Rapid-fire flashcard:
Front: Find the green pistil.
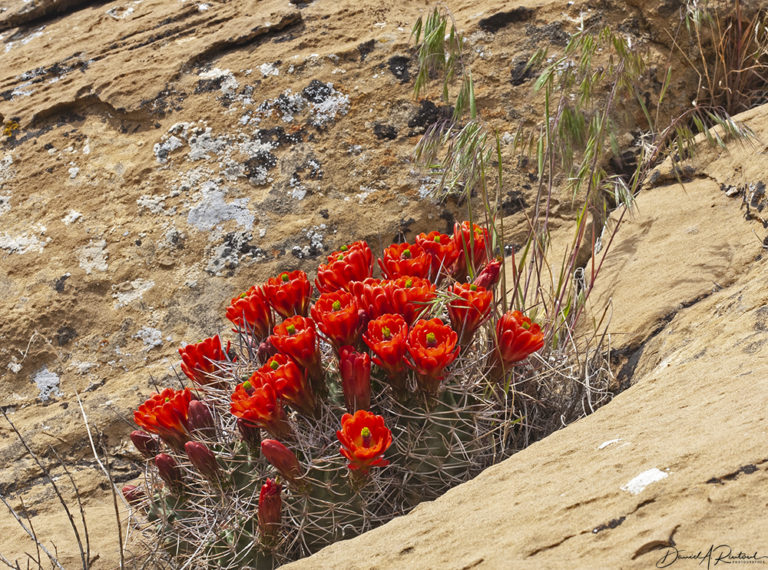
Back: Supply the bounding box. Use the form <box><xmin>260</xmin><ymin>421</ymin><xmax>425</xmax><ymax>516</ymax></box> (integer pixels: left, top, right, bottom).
<box><xmin>361</xmin><ymin>427</ymin><xmax>372</xmax><ymax>447</ymax></box>
<box><xmin>433</xmin><ymin>235</ymin><xmax>442</xmax><ymax>243</ymax></box>
<box><xmin>401</xmin><ymin>249</ymin><xmax>412</xmax><ymax>259</ymax></box>
<box><xmin>381</xmin><ymin>326</ymin><xmax>391</xmax><ymax>339</ymax></box>
<box><xmin>286</xmin><ymin>324</ymin><xmax>296</xmax><ymax>335</ymax></box>
<box><xmin>337</xmin><ymin>254</ymin><xmax>344</xmax><ymax>261</ymax></box>
<box><xmin>405</xmin><ymin>279</ymin><xmax>413</xmax><ymax>288</ymax></box>
<box><xmin>470</xmin><ymin>284</ymin><xmax>478</xmax><ymax>291</ymax></box>
<box><xmin>243</xmin><ymin>381</ymin><xmax>253</xmax><ymax>390</ymax></box>
<box><xmin>281</xmin><ymin>273</ymin><xmax>290</xmax><ymax>283</ymax></box>
<box><xmin>332</xmin><ymin>300</ymin><xmax>342</xmax><ymax>311</ymax></box>
<box><xmin>270</xmin><ymin>360</ymin><xmax>279</xmax><ymax>370</ymax></box>
<box><xmin>426</xmin><ymin>332</ymin><xmax>437</xmax><ymax>347</ymax></box>
<box><xmin>165</xmin><ymin>397</ymin><xmax>170</xmax><ymax>403</ymax></box>
<box><xmin>239</xmin><ymin>292</ymin><xmax>247</xmax><ymax>299</ymax></box>
<box><xmin>340</xmin><ymin>245</ymin><xmax>349</xmax><ymax>252</ymax></box>
<box><xmin>521</xmin><ymin>321</ymin><xmax>530</xmax><ymax>330</ymax></box>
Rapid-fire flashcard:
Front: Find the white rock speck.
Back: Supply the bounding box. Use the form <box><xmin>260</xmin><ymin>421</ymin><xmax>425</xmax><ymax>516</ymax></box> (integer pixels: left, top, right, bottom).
<box><xmin>621</xmin><ymin>468</ymin><xmax>669</xmax><ymax>495</ymax></box>
<box><xmin>33</xmin><ymin>366</ymin><xmax>61</xmax><ymax>401</ymax></box>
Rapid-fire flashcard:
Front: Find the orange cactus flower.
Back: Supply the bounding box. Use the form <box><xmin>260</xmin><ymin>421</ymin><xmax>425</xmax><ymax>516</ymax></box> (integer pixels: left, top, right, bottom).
<box><xmin>230</xmin><ymin>380</ymin><xmax>291</xmax><ymax>439</ymax></box>
<box><xmin>378</xmin><ymin>242</ymin><xmax>431</xmax><ymax>280</ymax></box>
<box><xmin>269</xmin><ymin>315</ymin><xmax>320</xmax><ymax>372</ymax></box>
<box><xmin>339</xmin><ymin>346</ymin><xmax>371</xmax><ymax>413</ymax></box>
<box><xmin>406</xmin><ymin>318</ymin><xmax>459</xmax><ymax>393</ymax></box>
<box><xmin>310</xmin><ymin>290</ymin><xmax>361</xmax><ymax>350</ymax></box>
<box><xmin>415</xmin><ymin>230</ymin><xmax>460</xmax><ymax>282</ymax></box>
<box><xmin>226</xmin><ymin>285</ymin><xmax>274</xmax><ymax>338</ymax></box>
<box><xmin>363</xmin><ymin>313</ymin><xmax>409</xmax><ymax>378</ymax></box>
<box><xmin>495</xmin><ymin>310</ymin><xmax>544</xmax><ymax>366</ymax></box>
<box><xmin>348</xmin><ymin>278</ymin><xmax>394</xmax><ymax>322</ymax></box>
<box><xmin>447</xmin><ymin>282</ymin><xmax>493</xmax><ymax>344</ymax></box>
<box><xmin>257</xmin><ymin>353</ymin><xmax>316</xmax><ymax>417</ymax></box>
<box><xmin>178</xmin><ymin>335</ymin><xmax>232</xmax><ymax>386</ymax></box>
<box><xmin>336</xmin><ymin>410</ymin><xmax>392</xmax><ymax>473</ymax></box>
<box><xmin>315</xmin><ymin>240</ymin><xmax>373</xmax><ymax>293</ymax></box>
<box><xmin>134</xmin><ymin>387</ymin><xmax>193</xmax><ymax>450</ymax></box>
<box><xmin>452</xmin><ymin>221</ymin><xmax>489</xmax><ymax>280</ymax></box>
<box><xmin>263</xmin><ymin>270</ymin><xmax>312</xmax><ymax>318</ymax></box>
<box><xmin>388</xmin><ymin>276</ymin><xmax>437</xmax><ymax>324</ymax></box>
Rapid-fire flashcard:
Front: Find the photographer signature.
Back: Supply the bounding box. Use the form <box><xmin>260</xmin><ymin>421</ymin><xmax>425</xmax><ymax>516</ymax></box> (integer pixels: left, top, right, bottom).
<box><xmin>657</xmin><ymin>544</ymin><xmax>768</xmax><ymax>569</ymax></box>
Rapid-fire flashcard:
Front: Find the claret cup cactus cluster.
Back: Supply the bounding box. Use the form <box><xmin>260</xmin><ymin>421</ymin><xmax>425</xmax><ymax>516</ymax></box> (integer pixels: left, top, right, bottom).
<box><xmin>124</xmin><ymin>221</ymin><xmax>551</xmax><ymax>568</ymax></box>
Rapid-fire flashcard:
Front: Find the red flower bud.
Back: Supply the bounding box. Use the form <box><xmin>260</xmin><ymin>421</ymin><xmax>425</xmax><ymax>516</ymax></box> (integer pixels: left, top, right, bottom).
<box><xmin>130</xmin><ymin>430</ymin><xmax>161</xmax><ymax>458</ymax></box>
<box><xmin>258</xmin><ymin>478</ymin><xmax>282</xmax><ymax>545</ymax></box>
<box><xmin>339</xmin><ymin>346</ymin><xmax>371</xmax><ymax>412</ymax></box>
<box><xmin>336</xmin><ymin>410</ymin><xmax>392</xmax><ymax>474</ymax></box>
<box><xmin>495</xmin><ymin>310</ymin><xmax>544</xmax><ymax>366</ymax></box>
<box><xmin>187</xmin><ymin>400</ymin><xmax>215</xmax><ymax>437</ymax></box>
<box><xmin>133</xmin><ymin>388</ymin><xmax>193</xmax><ymax>450</ymax></box>
<box><xmin>263</xmin><ymin>270</ymin><xmax>312</xmax><ymax>318</ymax></box>
<box><xmin>261</xmin><ymin>439</ymin><xmax>302</xmax><ymax>484</ymax></box>
<box><xmin>378</xmin><ymin>242</ymin><xmax>431</xmax><ymax>279</ymax></box>
<box><xmin>226</xmin><ymin>285</ymin><xmax>274</xmax><ymax>339</ymax></box>
<box><xmin>122</xmin><ymin>484</ymin><xmax>145</xmax><ymax>507</ymax></box>
<box><xmin>184</xmin><ymin>441</ymin><xmax>220</xmax><ymax>483</ymax></box>
<box><xmin>257</xmin><ymin>338</ymin><xmax>279</xmax><ymax>365</ymax></box>
<box><xmin>179</xmin><ymin>335</ymin><xmax>232</xmax><ymax>386</ymax></box>
<box><xmin>155</xmin><ymin>453</ymin><xmax>183</xmax><ymax>494</ymax></box>
<box><xmin>473</xmin><ymin>257</ymin><xmax>502</xmax><ymax>290</ymax></box>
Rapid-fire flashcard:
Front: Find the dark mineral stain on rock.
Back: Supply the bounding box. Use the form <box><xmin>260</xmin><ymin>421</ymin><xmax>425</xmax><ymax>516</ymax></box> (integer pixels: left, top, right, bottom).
<box><xmin>302</xmin><ymin>79</ymin><xmax>333</xmax><ymax>104</ymax></box>
<box><xmin>56</xmin><ymin>326</ymin><xmax>77</xmax><ymax>346</ymax></box>
<box><xmin>408</xmin><ymin>100</ymin><xmax>453</xmax><ymax>133</ymax></box>
<box><xmin>373</xmin><ymin>123</ymin><xmax>397</xmax><ymax>140</ymax></box>
<box><xmin>478</xmin><ymin>8</ymin><xmax>534</xmax><ymax>33</ymax></box>
<box><xmin>387</xmin><ymin>56</ymin><xmax>411</xmax><ymax>83</ymax></box>
<box><xmin>358</xmin><ymin>39</ymin><xmax>375</xmax><ymax>62</ymax></box>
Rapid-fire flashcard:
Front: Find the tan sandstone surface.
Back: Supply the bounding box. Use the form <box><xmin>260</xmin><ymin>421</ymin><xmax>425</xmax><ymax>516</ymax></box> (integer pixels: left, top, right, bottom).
<box><xmin>1</xmin><ymin>0</ymin><xmax>766</xmax><ymax>567</ymax></box>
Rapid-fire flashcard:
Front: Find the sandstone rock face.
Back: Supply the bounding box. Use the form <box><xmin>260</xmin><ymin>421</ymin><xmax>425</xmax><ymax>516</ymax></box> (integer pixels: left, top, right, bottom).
<box><xmin>2</xmin><ymin>0</ymin><xmax>764</xmax><ymax>567</ymax></box>
<box><xmin>288</xmin><ymin>105</ymin><xmax>768</xmax><ymax>569</ymax></box>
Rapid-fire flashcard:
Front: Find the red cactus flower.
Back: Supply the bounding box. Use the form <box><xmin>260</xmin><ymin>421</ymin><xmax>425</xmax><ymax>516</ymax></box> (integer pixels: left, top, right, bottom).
<box><xmin>378</xmin><ymin>242</ymin><xmax>431</xmax><ymax>279</ymax></box>
<box><xmin>315</xmin><ymin>241</ymin><xmax>373</xmax><ymax>293</ymax></box>
<box><xmin>495</xmin><ymin>310</ymin><xmax>544</xmax><ymax>366</ymax></box>
<box><xmin>257</xmin><ymin>353</ymin><xmax>316</xmax><ymax>417</ymax></box>
<box><xmin>226</xmin><ymin>285</ymin><xmax>273</xmax><ymax>338</ymax></box>
<box><xmin>339</xmin><ymin>346</ymin><xmax>371</xmax><ymax>413</ymax></box>
<box><xmin>179</xmin><ymin>335</ymin><xmax>232</xmax><ymax>386</ymax></box>
<box><xmin>453</xmin><ymin>221</ymin><xmax>489</xmax><ymax>279</ymax></box>
<box><xmin>416</xmin><ymin>230</ymin><xmax>460</xmax><ymax>282</ymax></box>
<box><xmin>406</xmin><ymin>318</ymin><xmax>459</xmax><ymax>393</ymax></box>
<box><xmin>473</xmin><ymin>257</ymin><xmax>502</xmax><ymax>290</ymax></box>
<box><xmin>263</xmin><ymin>270</ymin><xmax>312</xmax><ymax>318</ymax></box>
<box><xmin>336</xmin><ymin>410</ymin><xmax>392</xmax><ymax>473</ymax></box>
<box><xmin>261</xmin><ymin>439</ymin><xmax>302</xmax><ymax>485</ymax></box>
<box><xmin>155</xmin><ymin>453</ymin><xmax>183</xmax><ymax>494</ymax></box>
<box><xmin>348</xmin><ymin>278</ymin><xmax>394</xmax><ymax>322</ymax></box>
<box><xmin>258</xmin><ymin>478</ymin><xmax>282</xmax><ymax>544</ymax></box>
<box><xmin>311</xmin><ymin>290</ymin><xmax>361</xmax><ymax>350</ymax></box>
<box><xmin>130</xmin><ymin>430</ymin><xmax>161</xmax><ymax>458</ymax></box>
<box><xmin>185</xmin><ymin>441</ymin><xmax>220</xmax><ymax>483</ymax></box>
<box><xmin>269</xmin><ymin>316</ymin><xmax>320</xmax><ymax>372</ymax></box>
<box><xmin>388</xmin><ymin>276</ymin><xmax>437</xmax><ymax>324</ymax></box>
<box><xmin>363</xmin><ymin>313</ymin><xmax>409</xmax><ymax>378</ymax></box>
<box><xmin>134</xmin><ymin>387</ymin><xmax>193</xmax><ymax>450</ymax></box>
<box><xmin>230</xmin><ymin>380</ymin><xmax>291</xmax><ymax>439</ymax></box>
<box><xmin>447</xmin><ymin>282</ymin><xmax>493</xmax><ymax>344</ymax></box>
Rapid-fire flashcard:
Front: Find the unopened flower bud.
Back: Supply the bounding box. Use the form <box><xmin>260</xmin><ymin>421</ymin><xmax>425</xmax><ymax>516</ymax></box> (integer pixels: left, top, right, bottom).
<box><xmin>473</xmin><ymin>257</ymin><xmax>502</xmax><ymax>290</ymax></box>
<box><xmin>187</xmin><ymin>400</ymin><xmax>215</xmax><ymax>436</ymax></box>
<box><xmin>130</xmin><ymin>430</ymin><xmax>161</xmax><ymax>459</ymax></box>
<box><xmin>185</xmin><ymin>441</ymin><xmax>220</xmax><ymax>482</ymax></box>
<box><xmin>261</xmin><ymin>439</ymin><xmax>302</xmax><ymax>484</ymax></box>
<box><xmin>258</xmin><ymin>478</ymin><xmax>282</xmax><ymax>545</ymax></box>
<box><xmin>339</xmin><ymin>346</ymin><xmax>371</xmax><ymax>413</ymax></box>
<box><xmin>257</xmin><ymin>338</ymin><xmax>278</xmax><ymax>365</ymax></box>
<box><xmin>155</xmin><ymin>453</ymin><xmax>183</xmax><ymax>494</ymax></box>
<box><xmin>121</xmin><ymin>484</ymin><xmax>145</xmax><ymax>507</ymax></box>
